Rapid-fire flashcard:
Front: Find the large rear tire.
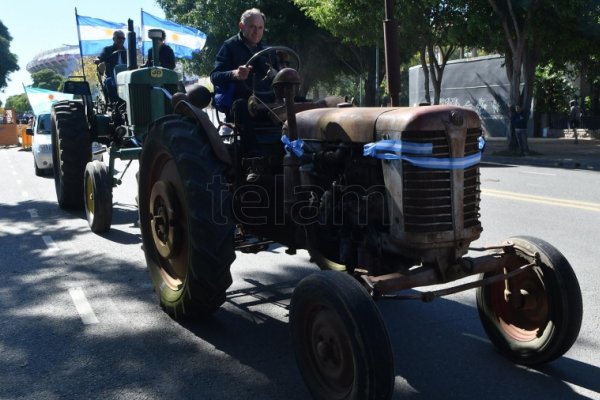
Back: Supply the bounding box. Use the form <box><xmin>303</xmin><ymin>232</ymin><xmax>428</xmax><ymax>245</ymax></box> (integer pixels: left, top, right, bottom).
<box><xmin>138</xmin><ymin>115</ymin><xmax>235</xmax><ymax>319</ymax></box>
<box><xmin>51</xmin><ymin>101</ymin><xmax>91</xmax><ymax>209</ymax></box>
<box><xmin>290</xmin><ymin>272</ymin><xmax>395</xmax><ymax>400</ymax></box>
<box><xmin>84</xmin><ymin>160</ymin><xmax>113</xmax><ymax>233</ymax></box>
<box><xmin>476</xmin><ymin>236</ymin><xmax>583</xmax><ymax>366</ymax></box>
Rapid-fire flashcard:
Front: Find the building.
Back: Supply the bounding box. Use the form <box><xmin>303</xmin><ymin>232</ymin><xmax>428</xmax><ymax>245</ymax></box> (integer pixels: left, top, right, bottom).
<box><xmin>26</xmin><ymin>45</ymin><xmax>81</xmax><ymax>77</ymax></box>
<box><xmin>409</xmin><ymin>54</ymin><xmax>526</xmax><ymax>138</ymax></box>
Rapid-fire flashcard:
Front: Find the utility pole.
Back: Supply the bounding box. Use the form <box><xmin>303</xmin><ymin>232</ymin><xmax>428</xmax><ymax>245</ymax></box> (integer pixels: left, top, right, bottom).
<box><xmin>384</xmin><ymin>0</ymin><xmax>400</xmax><ymax>106</ymax></box>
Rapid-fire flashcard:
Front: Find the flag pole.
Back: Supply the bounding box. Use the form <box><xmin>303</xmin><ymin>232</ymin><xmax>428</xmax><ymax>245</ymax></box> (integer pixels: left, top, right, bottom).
<box><xmin>74</xmin><ymin>7</ymin><xmax>86</xmax><ymax>80</ymax></box>
<box><xmin>141</xmin><ymin>9</ymin><xmax>146</xmax><ymax>65</ymax></box>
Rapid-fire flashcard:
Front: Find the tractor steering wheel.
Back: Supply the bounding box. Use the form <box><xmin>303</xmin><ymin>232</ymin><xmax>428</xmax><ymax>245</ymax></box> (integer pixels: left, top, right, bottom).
<box><xmin>242</xmin><ymin>46</ymin><xmax>301</xmax><ymax>96</ymax></box>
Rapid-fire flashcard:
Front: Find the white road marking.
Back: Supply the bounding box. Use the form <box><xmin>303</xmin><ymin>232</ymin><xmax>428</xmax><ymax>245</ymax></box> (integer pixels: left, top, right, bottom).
<box><xmin>68</xmin><ymin>288</ymin><xmax>99</xmax><ymax>325</ymax></box>
<box><xmin>27</xmin><ymin>208</ymin><xmax>39</xmax><ymax>218</ymax></box>
<box><xmin>42</xmin><ymin>235</ymin><xmax>59</xmax><ymax>251</ymax></box>
<box><xmin>519</xmin><ymin>170</ymin><xmax>556</xmax><ymax>176</ymax></box>
<box><xmin>482</xmin><ymin>189</ymin><xmax>600</xmax><ymax>213</ymax></box>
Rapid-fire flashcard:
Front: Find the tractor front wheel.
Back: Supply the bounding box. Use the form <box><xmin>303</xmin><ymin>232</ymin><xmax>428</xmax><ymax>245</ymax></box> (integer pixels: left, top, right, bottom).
<box><xmin>476</xmin><ymin>236</ymin><xmax>583</xmax><ymax>366</ymax></box>
<box><xmin>84</xmin><ymin>160</ymin><xmax>113</xmax><ymax>233</ymax></box>
<box><xmin>290</xmin><ymin>271</ymin><xmax>394</xmax><ymax>400</ymax></box>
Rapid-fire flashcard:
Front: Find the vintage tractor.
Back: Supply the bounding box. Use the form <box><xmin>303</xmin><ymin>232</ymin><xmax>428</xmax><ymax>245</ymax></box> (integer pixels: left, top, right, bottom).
<box><xmin>135</xmin><ymin>32</ymin><xmax>583</xmax><ymax>400</ymax></box>
<box><xmin>51</xmin><ymin>21</ymin><xmax>179</xmax><ymax>232</ymax></box>
<box><xmin>50</xmin><ymin>7</ymin><xmax>583</xmax><ymax>400</ymax></box>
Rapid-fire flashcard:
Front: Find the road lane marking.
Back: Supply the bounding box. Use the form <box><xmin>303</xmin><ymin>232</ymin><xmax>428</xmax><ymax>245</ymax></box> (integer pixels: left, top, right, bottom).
<box><xmin>519</xmin><ymin>170</ymin><xmax>556</xmax><ymax>176</ymax></box>
<box><xmin>42</xmin><ymin>235</ymin><xmax>59</xmax><ymax>251</ymax></box>
<box><xmin>68</xmin><ymin>288</ymin><xmax>99</xmax><ymax>325</ymax></box>
<box><xmin>482</xmin><ymin>189</ymin><xmax>600</xmax><ymax>213</ymax></box>
<box><xmin>27</xmin><ymin>208</ymin><xmax>38</xmax><ymax>218</ymax></box>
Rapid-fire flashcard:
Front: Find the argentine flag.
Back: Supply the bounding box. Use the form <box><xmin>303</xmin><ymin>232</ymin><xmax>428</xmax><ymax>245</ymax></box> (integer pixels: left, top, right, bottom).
<box><xmin>24</xmin><ymin>87</ymin><xmax>74</xmax><ymax>116</ymax></box>
<box><xmin>77</xmin><ymin>15</ymin><xmax>127</xmax><ymax>56</ymax></box>
<box><xmin>141</xmin><ymin>11</ymin><xmax>206</xmax><ymax>60</ymax></box>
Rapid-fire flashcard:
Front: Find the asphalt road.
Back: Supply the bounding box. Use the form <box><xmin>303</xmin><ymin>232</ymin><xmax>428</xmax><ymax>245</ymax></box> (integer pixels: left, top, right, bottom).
<box><xmin>1</xmin><ymin>145</ymin><xmax>599</xmax><ymax>399</ymax></box>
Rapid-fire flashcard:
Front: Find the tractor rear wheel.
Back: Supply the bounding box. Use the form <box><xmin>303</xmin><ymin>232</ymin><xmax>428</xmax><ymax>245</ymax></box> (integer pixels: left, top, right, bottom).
<box><xmin>138</xmin><ymin>115</ymin><xmax>235</xmax><ymax>319</ymax></box>
<box><xmin>84</xmin><ymin>160</ymin><xmax>113</xmax><ymax>233</ymax></box>
<box><xmin>476</xmin><ymin>236</ymin><xmax>583</xmax><ymax>366</ymax></box>
<box><xmin>290</xmin><ymin>271</ymin><xmax>394</xmax><ymax>400</ymax></box>
<box><xmin>51</xmin><ymin>101</ymin><xmax>91</xmax><ymax>209</ymax></box>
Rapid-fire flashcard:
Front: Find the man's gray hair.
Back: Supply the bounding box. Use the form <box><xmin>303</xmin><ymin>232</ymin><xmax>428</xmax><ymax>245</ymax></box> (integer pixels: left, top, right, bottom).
<box><xmin>240</xmin><ymin>8</ymin><xmax>266</xmax><ymax>25</ymax></box>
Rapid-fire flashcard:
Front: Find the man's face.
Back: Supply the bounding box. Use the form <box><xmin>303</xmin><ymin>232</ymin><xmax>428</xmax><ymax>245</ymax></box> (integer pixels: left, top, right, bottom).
<box><xmin>240</xmin><ymin>15</ymin><xmax>264</xmax><ymax>46</ymax></box>
<box><xmin>114</xmin><ymin>34</ymin><xmax>125</xmax><ymax>48</ymax></box>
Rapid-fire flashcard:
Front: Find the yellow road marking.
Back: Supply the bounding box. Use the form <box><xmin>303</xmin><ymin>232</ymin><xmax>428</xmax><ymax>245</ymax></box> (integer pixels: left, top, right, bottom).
<box><xmin>482</xmin><ymin>188</ymin><xmax>600</xmax><ymax>213</ymax></box>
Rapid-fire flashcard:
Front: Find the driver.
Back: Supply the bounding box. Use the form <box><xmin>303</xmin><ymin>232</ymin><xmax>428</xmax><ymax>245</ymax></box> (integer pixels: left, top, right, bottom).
<box><xmin>210</xmin><ymin>8</ymin><xmax>278</xmax><ymax>120</ymax></box>
<box><xmin>94</xmin><ymin>30</ymin><xmax>127</xmax><ymax>102</ymax></box>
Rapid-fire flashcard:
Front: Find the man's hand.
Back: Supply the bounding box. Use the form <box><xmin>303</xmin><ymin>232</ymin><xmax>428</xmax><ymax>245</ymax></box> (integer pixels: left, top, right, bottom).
<box><xmin>233</xmin><ymin>65</ymin><xmax>253</xmax><ymax>80</ymax></box>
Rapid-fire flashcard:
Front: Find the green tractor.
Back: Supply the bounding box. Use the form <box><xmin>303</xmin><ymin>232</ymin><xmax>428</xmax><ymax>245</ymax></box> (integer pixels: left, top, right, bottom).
<box><xmin>51</xmin><ymin>21</ymin><xmax>179</xmax><ymax>232</ymax></box>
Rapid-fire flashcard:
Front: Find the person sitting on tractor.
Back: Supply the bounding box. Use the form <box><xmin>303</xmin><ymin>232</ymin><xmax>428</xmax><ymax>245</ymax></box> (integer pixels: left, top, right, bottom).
<box><xmin>141</xmin><ymin>29</ymin><xmax>176</xmax><ymax>70</ymax></box>
<box><xmin>210</xmin><ymin>8</ymin><xmax>279</xmax><ymax>154</ymax></box>
<box><xmin>94</xmin><ymin>30</ymin><xmax>127</xmax><ymax>102</ymax></box>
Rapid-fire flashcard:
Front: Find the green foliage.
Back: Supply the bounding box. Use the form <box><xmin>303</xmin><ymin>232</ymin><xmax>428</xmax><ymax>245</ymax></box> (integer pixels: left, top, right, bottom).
<box><xmin>293</xmin><ymin>0</ymin><xmax>382</xmax><ymax>46</ymax></box>
<box><xmin>155</xmin><ymin>0</ymin><xmax>600</xmax><ymax>112</ymax></box>
<box><xmin>534</xmin><ymin>64</ymin><xmax>575</xmax><ymax>114</ymax></box>
<box><xmin>5</xmin><ymin>93</ymin><xmax>30</xmax><ymax>114</ymax></box>
<box><xmin>31</xmin><ymin>69</ymin><xmax>65</xmax><ymax>91</ymax></box>
<box><xmin>0</xmin><ymin>20</ymin><xmax>20</xmax><ymax>90</ymax></box>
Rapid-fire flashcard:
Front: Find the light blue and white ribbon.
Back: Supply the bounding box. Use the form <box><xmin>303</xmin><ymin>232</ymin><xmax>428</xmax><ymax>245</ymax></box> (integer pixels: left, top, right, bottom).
<box><xmin>363</xmin><ymin>139</ymin><xmax>433</xmax><ymax>157</ymax></box>
<box><xmin>282</xmin><ymin>135</ymin><xmax>304</xmax><ymax>158</ymax></box>
<box><xmin>364</xmin><ymin>139</ymin><xmax>481</xmax><ymax>169</ymax></box>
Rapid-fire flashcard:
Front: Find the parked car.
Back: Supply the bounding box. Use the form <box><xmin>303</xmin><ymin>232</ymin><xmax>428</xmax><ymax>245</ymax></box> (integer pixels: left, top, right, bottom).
<box><xmin>26</xmin><ymin>113</ymin><xmax>104</xmax><ymax>176</ymax></box>
<box><xmin>27</xmin><ymin>113</ymin><xmax>53</xmax><ymax>176</ymax></box>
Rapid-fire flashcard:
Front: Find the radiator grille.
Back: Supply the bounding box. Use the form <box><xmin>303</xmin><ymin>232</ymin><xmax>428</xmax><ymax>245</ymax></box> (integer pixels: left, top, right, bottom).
<box><xmin>401</xmin><ymin>128</ymin><xmax>481</xmax><ymax>233</ymax></box>
<box><xmin>128</xmin><ymin>84</ymin><xmax>178</xmax><ymax>126</ymax></box>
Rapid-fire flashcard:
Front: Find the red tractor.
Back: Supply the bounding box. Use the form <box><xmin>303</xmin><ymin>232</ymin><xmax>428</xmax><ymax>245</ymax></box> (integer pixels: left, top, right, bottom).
<box><xmin>136</xmin><ymin>6</ymin><xmax>582</xmax><ymax>400</ymax></box>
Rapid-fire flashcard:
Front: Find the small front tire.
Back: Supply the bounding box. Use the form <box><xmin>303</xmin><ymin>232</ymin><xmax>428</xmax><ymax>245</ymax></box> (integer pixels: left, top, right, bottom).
<box><xmin>476</xmin><ymin>236</ymin><xmax>583</xmax><ymax>366</ymax></box>
<box><xmin>290</xmin><ymin>271</ymin><xmax>394</xmax><ymax>400</ymax></box>
<box><xmin>84</xmin><ymin>160</ymin><xmax>113</xmax><ymax>233</ymax></box>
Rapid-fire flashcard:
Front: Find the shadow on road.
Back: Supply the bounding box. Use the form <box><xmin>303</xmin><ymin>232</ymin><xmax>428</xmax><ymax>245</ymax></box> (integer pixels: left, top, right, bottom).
<box><xmin>0</xmin><ymin>199</ymin><xmax>597</xmax><ymax>399</ymax></box>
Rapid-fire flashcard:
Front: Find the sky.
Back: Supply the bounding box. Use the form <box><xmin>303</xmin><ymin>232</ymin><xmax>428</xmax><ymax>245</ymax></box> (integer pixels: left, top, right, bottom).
<box><xmin>0</xmin><ymin>0</ymin><xmax>166</xmax><ymax>105</ymax></box>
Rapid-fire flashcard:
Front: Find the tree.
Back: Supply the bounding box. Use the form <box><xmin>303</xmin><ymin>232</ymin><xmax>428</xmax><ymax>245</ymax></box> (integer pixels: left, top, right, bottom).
<box><xmin>399</xmin><ymin>0</ymin><xmax>465</xmax><ymax>105</ymax></box>
<box><xmin>293</xmin><ymin>0</ymin><xmax>391</xmax><ymax>105</ymax></box>
<box><xmin>70</xmin><ymin>57</ymin><xmax>102</xmax><ymax>98</ymax></box>
<box><xmin>0</xmin><ymin>20</ymin><xmax>20</xmax><ymax>91</ymax></box>
<box><xmin>5</xmin><ymin>93</ymin><xmax>30</xmax><ymax>114</ymax></box>
<box><xmin>533</xmin><ymin>64</ymin><xmax>575</xmax><ymax>131</ymax></box>
<box><xmin>31</xmin><ymin>69</ymin><xmax>65</xmax><ymax>91</ymax></box>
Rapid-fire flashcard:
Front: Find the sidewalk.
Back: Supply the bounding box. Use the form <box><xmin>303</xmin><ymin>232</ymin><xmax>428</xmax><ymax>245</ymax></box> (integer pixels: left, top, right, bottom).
<box><xmin>482</xmin><ymin>137</ymin><xmax>600</xmax><ymax>171</ymax></box>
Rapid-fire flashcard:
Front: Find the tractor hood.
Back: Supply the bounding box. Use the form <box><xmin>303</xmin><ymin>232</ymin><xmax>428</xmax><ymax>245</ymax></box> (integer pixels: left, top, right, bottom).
<box><xmin>294</xmin><ymin>105</ymin><xmax>481</xmax><ymax>143</ymax></box>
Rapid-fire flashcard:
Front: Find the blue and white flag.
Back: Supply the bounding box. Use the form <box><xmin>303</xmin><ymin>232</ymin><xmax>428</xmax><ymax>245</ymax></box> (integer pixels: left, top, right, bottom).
<box><xmin>76</xmin><ymin>14</ymin><xmax>127</xmax><ymax>56</ymax></box>
<box><xmin>24</xmin><ymin>87</ymin><xmax>74</xmax><ymax>116</ymax></box>
<box><xmin>141</xmin><ymin>11</ymin><xmax>206</xmax><ymax>60</ymax></box>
